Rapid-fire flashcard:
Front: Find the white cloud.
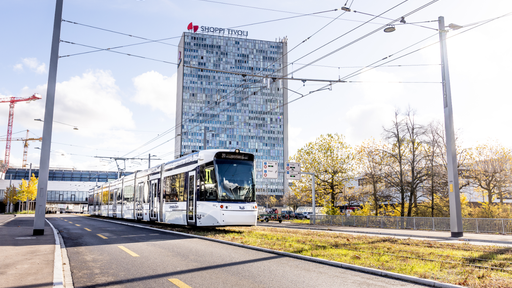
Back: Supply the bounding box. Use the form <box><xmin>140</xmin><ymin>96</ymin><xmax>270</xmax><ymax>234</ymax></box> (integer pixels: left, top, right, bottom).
<box><xmin>345</xmin><ymin>104</ymin><xmax>396</xmax><ymax>144</ymax></box>
<box><xmin>13</xmin><ymin>64</ymin><xmax>23</xmax><ymax>72</ymax></box>
<box><xmin>13</xmin><ymin>58</ymin><xmax>47</xmax><ymax>74</ymax></box>
<box><xmin>132</xmin><ymin>71</ymin><xmax>176</xmax><ymax>118</ymax></box>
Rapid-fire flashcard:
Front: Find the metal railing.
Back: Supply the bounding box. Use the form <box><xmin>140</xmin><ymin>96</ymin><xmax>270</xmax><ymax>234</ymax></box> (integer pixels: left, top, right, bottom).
<box><xmin>312</xmin><ymin>215</ymin><xmax>512</xmax><ymax>234</ymax></box>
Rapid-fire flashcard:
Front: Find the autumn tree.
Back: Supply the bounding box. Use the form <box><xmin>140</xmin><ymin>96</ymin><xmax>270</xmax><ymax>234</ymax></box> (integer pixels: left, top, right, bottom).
<box><xmin>18</xmin><ymin>174</ymin><xmax>38</xmax><ymax>211</ymax></box>
<box><xmin>3</xmin><ymin>185</ymin><xmax>18</xmax><ymax>213</ymax></box>
<box><xmin>465</xmin><ymin>142</ymin><xmax>512</xmax><ymax>205</ymax></box>
<box><xmin>289</xmin><ymin>134</ymin><xmax>356</xmax><ymax>210</ymax></box>
<box><xmin>356</xmin><ymin>138</ymin><xmax>390</xmax><ymax>216</ymax></box>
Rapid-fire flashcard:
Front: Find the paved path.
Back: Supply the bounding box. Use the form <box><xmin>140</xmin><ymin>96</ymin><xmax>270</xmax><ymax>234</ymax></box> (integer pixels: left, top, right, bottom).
<box><xmin>0</xmin><ymin>214</ymin><xmax>55</xmax><ymax>288</ymax></box>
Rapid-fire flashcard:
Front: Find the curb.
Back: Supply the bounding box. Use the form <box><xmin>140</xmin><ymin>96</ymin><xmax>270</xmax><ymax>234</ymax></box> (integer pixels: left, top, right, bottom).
<box><xmin>47</xmin><ymin>219</ymin><xmax>74</xmax><ymax>288</ymax></box>
<box><xmin>89</xmin><ymin>217</ymin><xmax>465</xmax><ymax>288</ymax></box>
<box><xmin>46</xmin><ymin>219</ymin><xmax>64</xmax><ymax>288</ymax></box>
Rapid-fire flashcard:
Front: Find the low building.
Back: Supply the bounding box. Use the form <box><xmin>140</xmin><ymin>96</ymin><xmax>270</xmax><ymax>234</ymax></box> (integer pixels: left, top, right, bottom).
<box><xmin>0</xmin><ymin>167</ymin><xmax>131</xmax><ymax>213</ymax></box>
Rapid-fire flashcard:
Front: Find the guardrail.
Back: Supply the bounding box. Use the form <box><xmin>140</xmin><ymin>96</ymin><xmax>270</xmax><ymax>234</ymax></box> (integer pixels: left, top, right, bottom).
<box><xmin>312</xmin><ymin>215</ymin><xmax>512</xmax><ymax>234</ymax></box>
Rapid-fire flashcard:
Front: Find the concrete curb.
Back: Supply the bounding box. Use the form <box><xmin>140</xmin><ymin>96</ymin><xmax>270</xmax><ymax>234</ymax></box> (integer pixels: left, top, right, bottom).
<box><xmin>90</xmin><ymin>217</ymin><xmax>465</xmax><ymax>288</ymax></box>
<box><xmin>57</xmin><ymin>228</ymin><xmax>74</xmax><ymax>288</ymax></box>
<box><xmin>46</xmin><ymin>219</ymin><xmax>65</xmax><ymax>288</ymax></box>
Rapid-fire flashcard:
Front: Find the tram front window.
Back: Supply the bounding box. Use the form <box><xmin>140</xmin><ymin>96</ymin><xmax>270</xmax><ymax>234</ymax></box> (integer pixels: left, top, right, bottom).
<box><xmin>215</xmin><ymin>159</ymin><xmax>255</xmax><ymax>202</ymax></box>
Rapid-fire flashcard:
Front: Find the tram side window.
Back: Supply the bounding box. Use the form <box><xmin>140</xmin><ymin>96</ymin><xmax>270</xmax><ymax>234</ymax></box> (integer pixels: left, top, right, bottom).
<box><xmin>109</xmin><ymin>189</ymin><xmax>114</xmax><ymax>203</ymax></box>
<box><xmin>124</xmin><ymin>185</ymin><xmax>134</xmax><ymax>202</ymax></box>
<box><xmin>102</xmin><ymin>190</ymin><xmax>109</xmax><ymax>204</ymax></box>
<box><xmin>164</xmin><ymin>173</ymin><xmax>187</xmax><ymax>202</ymax></box>
<box><xmin>200</xmin><ymin>163</ymin><xmax>218</xmax><ymax>201</ymax></box>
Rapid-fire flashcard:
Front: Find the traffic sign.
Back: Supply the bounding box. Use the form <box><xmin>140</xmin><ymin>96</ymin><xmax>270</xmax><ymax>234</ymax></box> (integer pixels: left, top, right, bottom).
<box><xmin>286</xmin><ymin>162</ymin><xmax>301</xmax><ymax>180</ymax></box>
<box><xmin>262</xmin><ymin>161</ymin><xmax>278</xmax><ymax>179</ymax></box>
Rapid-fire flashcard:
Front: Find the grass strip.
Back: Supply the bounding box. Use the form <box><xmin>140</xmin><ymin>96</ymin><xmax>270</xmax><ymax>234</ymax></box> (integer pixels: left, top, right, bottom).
<box><xmin>150</xmin><ymin>224</ymin><xmax>512</xmax><ymax>288</ymax></box>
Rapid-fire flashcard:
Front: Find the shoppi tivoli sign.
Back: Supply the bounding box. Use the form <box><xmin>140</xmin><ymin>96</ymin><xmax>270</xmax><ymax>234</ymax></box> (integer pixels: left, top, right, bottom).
<box><xmin>187</xmin><ymin>22</ymin><xmax>248</xmax><ymax>37</ymax></box>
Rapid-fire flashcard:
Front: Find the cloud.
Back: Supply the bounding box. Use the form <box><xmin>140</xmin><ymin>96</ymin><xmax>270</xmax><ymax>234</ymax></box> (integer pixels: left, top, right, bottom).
<box><xmin>13</xmin><ymin>64</ymin><xmax>23</xmax><ymax>72</ymax></box>
<box><xmin>20</xmin><ymin>70</ymin><xmax>136</xmax><ymax>137</ymax></box>
<box><xmin>13</xmin><ymin>58</ymin><xmax>47</xmax><ymax>74</ymax></box>
<box><xmin>132</xmin><ymin>71</ymin><xmax>177</xmax><ymax>118</ymax></box>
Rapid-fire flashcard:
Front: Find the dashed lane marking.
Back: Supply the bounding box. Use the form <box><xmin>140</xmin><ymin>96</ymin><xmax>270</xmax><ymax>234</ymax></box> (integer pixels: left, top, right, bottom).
<box><xmin>97</xmin><ymin>234</ymin><xmax>108</xmax><ymax>239</ymax></box>
<box><xmin>84</xmin><ymin>228</ymin><xmax>91</xmax><ymax>231</ymax></box>
<box><xmin>75</xmin><ymin>224</ymin><xmax>81</xmax><ymax>227</ymax></box>
<box><xmin>168</xmin><ymin>279</ymin><xmax>191</xmax><ymax>288</ymax></box>
<box><xmin>118</xmin><ymin>246</ymin><xmax>139</xmax><ymax>257</ymax></box>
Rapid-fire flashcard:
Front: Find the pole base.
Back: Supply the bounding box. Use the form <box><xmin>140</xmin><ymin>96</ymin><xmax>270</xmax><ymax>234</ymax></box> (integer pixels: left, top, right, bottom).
<box><xmin>33</xmin><ymin>229</ymin><xmax>45</xmax><ymax>236</ymax></box>
<box><xmin>451</xmin><ymin>231</ymin><xmax>463</xmax><ymax>238</ymax></box>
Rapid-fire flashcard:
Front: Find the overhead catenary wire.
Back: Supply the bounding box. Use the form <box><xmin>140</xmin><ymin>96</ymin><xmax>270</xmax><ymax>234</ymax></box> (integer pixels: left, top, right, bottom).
<box><xmin>121</xmin><ymin>2</ymin><xmax>436</xmax><ymax>161</ymax></box>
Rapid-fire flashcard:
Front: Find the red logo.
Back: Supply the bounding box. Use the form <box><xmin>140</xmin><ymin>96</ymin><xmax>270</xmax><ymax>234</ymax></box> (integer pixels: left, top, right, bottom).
<box><xmin>187</xmin><ymin>22</ymin><xmax>199</xmax><ymax>33</ymax></box>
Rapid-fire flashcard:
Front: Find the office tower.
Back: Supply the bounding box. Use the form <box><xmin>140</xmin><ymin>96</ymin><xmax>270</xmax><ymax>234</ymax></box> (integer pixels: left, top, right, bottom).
<box><xmin>175</xmin><ymin>28</ymin><xmax>288</xmax><ymax>196</ymax></box>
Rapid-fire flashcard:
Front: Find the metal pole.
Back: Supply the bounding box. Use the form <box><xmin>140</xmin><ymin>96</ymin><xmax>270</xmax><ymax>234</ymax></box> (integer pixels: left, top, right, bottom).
<box><xmin>33</xmin><ymin>0</ymin><xmax>63</xmax><ymax>235</ymax></box>
<box><xmin>438</xmin><ymin>16</ymin><xmax>463</xmax><ymax>238</ymax></box>
<box><xmin>148</xmin><ymin>154</ymin><xmax>151</xmax><ymax>169</ymax></box>
<box><xmin>203</xmin><ymin>126</ymin><xmax>206</xmax><ymax>150</ymax></box>
<box><xmin>26</xmin><ymin>163</ymin><xmax>32</xmax><ymax>211</ymax></box>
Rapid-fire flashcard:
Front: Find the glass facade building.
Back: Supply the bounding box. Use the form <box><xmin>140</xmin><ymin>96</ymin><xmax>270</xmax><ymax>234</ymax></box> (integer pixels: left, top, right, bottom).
<box><xmin>175</xmin><ymin>31</ymin><xmax>288</xmax><ymax>195</ymax></box>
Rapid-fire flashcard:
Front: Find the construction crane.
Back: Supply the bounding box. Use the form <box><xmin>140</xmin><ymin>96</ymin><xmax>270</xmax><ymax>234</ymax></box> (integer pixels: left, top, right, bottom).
<box><xmin>0</xmin><ymin>93</ymin><xmax>42</xmax><ymax>172</ymax></box>
<box><xmin>0</xmin><ymin>130</ymin><xmax>42</xmax><ymax>168</ymax></box>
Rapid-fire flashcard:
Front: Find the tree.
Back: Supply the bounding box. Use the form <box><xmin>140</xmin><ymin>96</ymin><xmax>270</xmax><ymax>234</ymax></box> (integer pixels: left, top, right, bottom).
<box><xmin>17</xmin><ymin>174</ymin><xmax>38</xmax><ymax>211</ymax></box>
<box><xmin>382</xmin><ymin>110</ymin><xmax>409</xmax><ymax>217</ymax></box>
<box><xmin>465</xmin><ymin>142</ymin><xmax>512</xmax><ymax>205</ymax></box>
<box><xmin>3</xmin><ymin>185</ymin><xmax>18</xmax><ymax>213</ymax></box>
<box><xmin>356</xmin><ymin>139</ymin><xmax>390</xmax><ymax>216</ymax></box>
<box><xmin>422</xmin><ymin>122</ymin><xmax>470</xmax><ymax>217</ymax></box>
<box><xmin>290</xmin><ymin>134</ymin><xmax>356</xmax><ymax>209</ymax></box>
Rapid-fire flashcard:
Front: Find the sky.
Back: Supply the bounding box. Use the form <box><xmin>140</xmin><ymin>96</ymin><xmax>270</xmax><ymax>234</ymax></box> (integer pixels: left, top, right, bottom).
<box><xmin>1</xmin><ymin>0</ymin><xmax>511</xmax><ymax>173</ymax></box>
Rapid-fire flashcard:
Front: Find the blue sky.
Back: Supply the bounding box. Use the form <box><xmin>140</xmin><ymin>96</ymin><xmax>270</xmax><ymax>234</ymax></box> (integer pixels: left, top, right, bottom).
<box><xmin>1</xmin><ymin>0</ymin><xmax>511</xmax><ymax>172</ymax></box>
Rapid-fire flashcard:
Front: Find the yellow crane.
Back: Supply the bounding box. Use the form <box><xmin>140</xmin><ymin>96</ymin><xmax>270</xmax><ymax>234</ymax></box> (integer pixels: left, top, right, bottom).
<box><xmin>0</xmin><ymin>130</ymin><xmax>42</xmax><ymax>168</ymax></box>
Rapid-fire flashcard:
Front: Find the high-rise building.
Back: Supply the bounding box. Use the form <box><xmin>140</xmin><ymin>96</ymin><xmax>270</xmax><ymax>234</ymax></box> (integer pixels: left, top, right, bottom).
<box><xmin>175</xmin><ymin>27</ymin><xmax>288</xmax><ymax>196</ymax></box>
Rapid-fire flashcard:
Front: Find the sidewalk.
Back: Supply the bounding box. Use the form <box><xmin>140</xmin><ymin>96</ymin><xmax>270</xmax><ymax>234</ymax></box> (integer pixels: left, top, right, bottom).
<box><xmin>0</xmin><ymin>214</ymin><xmax>55</xmax><ymax>288</ymax></box>
<box><xmin>262</xmin><ymin>221</ymin><xmax>512</xmax><ymax>246</ymax></box>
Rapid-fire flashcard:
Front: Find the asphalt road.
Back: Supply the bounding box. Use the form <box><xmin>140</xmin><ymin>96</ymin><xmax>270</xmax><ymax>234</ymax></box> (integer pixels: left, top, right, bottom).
<box><xmin>48</xmin><ymin>214</ymin><xmax>427</xmax><ymax>288</ymax></box>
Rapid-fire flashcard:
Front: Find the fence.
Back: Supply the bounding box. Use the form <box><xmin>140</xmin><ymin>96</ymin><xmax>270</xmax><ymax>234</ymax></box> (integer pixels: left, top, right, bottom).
<box><xmin>312</xmin><ymin>215</ymin><xmax>512</xmax><ymax>234</ymax></box>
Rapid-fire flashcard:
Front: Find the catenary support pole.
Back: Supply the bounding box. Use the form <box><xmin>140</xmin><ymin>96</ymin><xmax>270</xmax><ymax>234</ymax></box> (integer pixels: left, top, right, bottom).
<box><xmin>33</xmin><ymin>0</ymin><xmax>63</xmax><ymax>235</ymax></box>
<box><xmin>438</xmin><ymin>16</ymin><xmax>463</xmax><ymax>237</ymax></box>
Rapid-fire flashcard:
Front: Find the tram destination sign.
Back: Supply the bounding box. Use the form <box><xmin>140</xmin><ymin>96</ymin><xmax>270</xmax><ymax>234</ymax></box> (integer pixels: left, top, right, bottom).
<box><xmin>262</xmin><ymin>161</ymin><xmax>278</xmax><ymax>179</ymax></box>
<box><xmin>286</xmin><ymin>162</ymin><xmax>301</xmax><ymax>180</ymax></box>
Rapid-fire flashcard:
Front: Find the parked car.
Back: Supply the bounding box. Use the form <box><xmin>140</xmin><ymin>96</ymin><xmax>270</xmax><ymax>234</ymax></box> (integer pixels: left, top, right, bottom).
<box><xmin>281</xmin><ymin>210</ymin><xmax>295</xmax><ymax>219</ymax></box>
<box><xmin>303</xmin><ymin>211</ymin><xmax>312</xmax><ymax>219</ymax></box>
<box><xmin>294</xmin><ymin>212</ymin><xmax>305</xmax><ymax>220</ymax></box>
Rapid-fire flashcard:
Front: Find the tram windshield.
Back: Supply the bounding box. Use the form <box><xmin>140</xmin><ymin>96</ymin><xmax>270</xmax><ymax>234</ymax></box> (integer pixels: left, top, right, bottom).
<box><xmin>215</xmin><ymin>159</ymin><xmax>255</xmax><ymax>202</ymax></box>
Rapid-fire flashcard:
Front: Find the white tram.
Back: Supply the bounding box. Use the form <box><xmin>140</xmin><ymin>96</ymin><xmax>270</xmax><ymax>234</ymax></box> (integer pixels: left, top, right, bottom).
<box><xmin>88</xmin><ymin>149</ymin><xmax>257</xmax><ymax>226</ymax></box>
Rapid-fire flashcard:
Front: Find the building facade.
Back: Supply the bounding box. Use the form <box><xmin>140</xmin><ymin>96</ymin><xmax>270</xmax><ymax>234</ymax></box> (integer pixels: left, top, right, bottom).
<box><xmin>0</xmin><ymin>167</ymin><xmax>129</xmax><ymax>213</ymax></box>
<box><xmin>175</xmin><ymin>29</ymin><xmax>288</xmax><ymax>195</ymax></box>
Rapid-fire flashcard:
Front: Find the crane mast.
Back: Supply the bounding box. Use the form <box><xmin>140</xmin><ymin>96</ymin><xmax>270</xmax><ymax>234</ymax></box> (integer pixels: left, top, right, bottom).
<box><xmin>0</xmin><ymin>93</ymin><xmax>42</xmax><ymax>172</ymax></box>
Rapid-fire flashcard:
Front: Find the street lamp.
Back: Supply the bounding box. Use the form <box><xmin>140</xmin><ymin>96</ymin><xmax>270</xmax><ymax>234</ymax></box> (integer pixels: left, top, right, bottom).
<box><xmin>203</xmin><ymin>126</ymin><xmax>214</xmax><ymax>150</ymax></box>
<box><xmin>384</xmin><ymin>16</ymin><xmax>464</xmax><ymax>237</ymax></box>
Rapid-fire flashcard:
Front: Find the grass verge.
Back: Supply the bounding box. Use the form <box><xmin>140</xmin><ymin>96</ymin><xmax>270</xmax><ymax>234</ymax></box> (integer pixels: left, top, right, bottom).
<box><xmin>150</xmin><ymin>224</ymin><xmax>512</xmax><ymax>288</ymax></box>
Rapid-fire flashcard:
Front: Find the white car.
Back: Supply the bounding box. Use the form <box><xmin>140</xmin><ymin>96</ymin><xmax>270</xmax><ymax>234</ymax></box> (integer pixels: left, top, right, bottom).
<box><xmin>303</xmin><ymin>212</ymin><xmax>312</xmax><ymax>219</ymax></box>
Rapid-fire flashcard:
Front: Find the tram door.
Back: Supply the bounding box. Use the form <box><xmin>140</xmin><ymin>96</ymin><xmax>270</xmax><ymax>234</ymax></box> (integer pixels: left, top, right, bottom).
<box><xmin>187</xmin><ymin>171</ymin><xmax>196</xmax><ymax>225</ymax></box>
<box><xmin>136</xmin><ymin>183</ymin><xmax>144</xmax><ymax>220</ymax></box>
<box><xmin>112</xmin><ymin>189</ymin><xmax>117</xmax><ymax>217</ymax></box>
<box><xmin>149</xmin><ymin>180</ymin><xmax>159</xmax><ymax>221</ymax></box>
